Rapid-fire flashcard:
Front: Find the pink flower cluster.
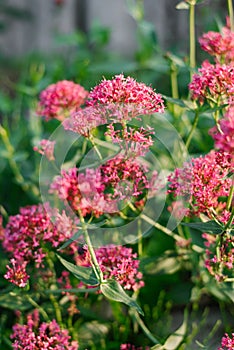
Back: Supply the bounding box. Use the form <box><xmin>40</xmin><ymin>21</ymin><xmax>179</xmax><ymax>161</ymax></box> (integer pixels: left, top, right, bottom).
<box><xmin>4</xmin><ymin>259</ymin><xmax>29</xmax><ymax>288</ymax></box>
<box><xmin>189</xmin><ymin>60</ymin><xmax>234</xmax><ymax>105</ymax></box>
<box><xmin>37</xmin><ymin>80</ymin><xmax>88</xmax><ymax>121</ymax></box>
<box><xmin>11</xmin><ymin>309</ymin><xmax>78</xmax><ymax>350</ymax></box>
<box><xmin>33</xmin><ymin>139</ymin><xmax>56</xmax><ymax>161</ymax></box>
<box><xmin>203</xmin><ymin>233</ymin><xmax>234</xmax><ymax>281</ymax></box>
<box><xmin>50</xmin><ymin>155</ymin><xmax>153</xmax><ymax>217</ymax></box>
<box><xmin>63</xmin><ymin>105</ymin><xmax>107</xmax><ymax>137</ymax></box>
<box><xmin>199</xmin><ymin>24</ymin><xmax>234</xmax><ymax>64</ymax></box>
<box><xmin>77</xmin><ymin>244</ymin><xmax>144</xmax><ymax>291</ymax></box>
<box><xmin>168</xmin><ymin>150</ymin><xmax>232</xmax><ymax>223</ymax></box>
<box><xmin>86</xmin><ymin>74</ymin><xmax>165</xmax><ymax>118</ymax></box>
<box><xmin>1</xmin><ymin>204</ymin><xmax>78</xmax><ymax>286</ymax></box>
<box><xmin>50</xmin><ymin>167</ymin><xmax>115</xmax><ymax>217</ymax></box>
<box><xmin>219</xmin><ymin>333</ymin><xmax>234</xmax><ymax>350</ymax></box>
<box><xmin>209</xmin><ymin>107</ymin><xmax>234</xmax><ymax>165</ymax></box>
<box><xmin>105</xmin><ymin>125</ymin><xmax>154</xmax><ymax>156</ymax></box>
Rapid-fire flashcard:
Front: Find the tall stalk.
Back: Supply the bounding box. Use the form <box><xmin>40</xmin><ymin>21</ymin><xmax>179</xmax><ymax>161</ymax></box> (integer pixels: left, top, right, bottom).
<box><xmin>189</xmin><ymin>0</ymin><xmax>196</xmax><ymax>81</ymax></box>
<box><xmin>228</xmin><ymin>0</ymin><xmax>234</xmax><ymax>31</ymax></box>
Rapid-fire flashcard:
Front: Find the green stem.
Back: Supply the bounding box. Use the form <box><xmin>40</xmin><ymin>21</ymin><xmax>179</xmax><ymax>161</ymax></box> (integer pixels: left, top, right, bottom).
<box><xmin>226</xmin><ymin>180</ymin><xmax>234</xmax><ymax>211</ymax></box>
<box><xmin>137</xmin><ymin>219</ymin><xmax>143</xmax><ymax>257</ymax></box>
<box><xmin>46</xmin><ymin>254</ymin><xmax>64</xmax><ymax>327</ymax></box>
<box><xmin>0</xmin><ymin>124</ymin><xmax>39</xmax><ymax>198</ymax></box>
<box><xmin>189</xmin><ymin>1</ymin><xmax>196</xmax><ymax>81</ymax></box>
<box><xmin>228</xmin><ymin>0</ymin><xmax>234</xmax><ymax>31</ymax></box>
<box><xmin>127</xmin><ymin>202</ymin><xmax>182</xmax><ymax>242</ymax></box>
<box><xmin>78</xmin><ymin>210</ymin><xmax>104</xmax><ymax>283</ymax></box>
<box><xmin>185</xmin><ymin>110</ymin><xmax>199</xmax><ymax>149</ymax></box>
<box><xmin>25</xmin><ymin>295</ymin><xmax>50</xmax><ymax>322</ymax></box>
<box><xmin>89</xmin><ymin>135</ymin><xmax>103</xmax><ymax>160</ymax></box>
<box><xmin>132</xmin><ymin>311</ymin><xmax>161</xmax><ymax>345</ymax></box>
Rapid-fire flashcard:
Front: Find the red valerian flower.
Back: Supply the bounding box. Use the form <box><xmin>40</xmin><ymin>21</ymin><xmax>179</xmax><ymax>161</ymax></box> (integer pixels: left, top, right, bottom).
<box><xmin>1</xmin><ymin>204</ymin><xmax>78</xmax><ymax>268</ymax></box>
<box><xmin>168</xmin><ymin>150</ymin><xmax>233</xmax><ymax>223</ymax></box>
<box><xmin>218</xmin><ymin>332</ymin><xmax>234</xmax><ymax>350</ymax></box>
<box><xmin>4</xmin><ymin>259</ymin><xmax>29</xmax><ymax>288</ymax></box>
<box><xmin>86</xmin><ymin>74</ymin><xmax>165</xmax><ymax>119</ymax></box>
<box><xmin>77</xmin><ymin>244</ymin><xmax>144</xmax><ymax>291</ymax></box>
<box><xmin>199</xmin><ymin>25</ymin><xmax>234</xmax><ymax>64</ymax></box>
<box><xmin>37</xmin><ymin>80</ymin><xmax>88</xmax><ymax>121</ymax></box>
<box><xmin>33</xmin><ymin>139</ymin><xmax>56</xmax><ymax>161</ymax></box>
<box><xmin>189</xmin><ymin>60</ymin><xmax>234</xmax><ymax>105</ymax></box>
<box><xmin>209</xmin><ymin>106</ymin><xmax>234</xmax><ymax>166</ymax></box>
<box><xmin>11</xmin><ymin>309</ymin><xmax>79</xmax><ymax>350</ymax></box>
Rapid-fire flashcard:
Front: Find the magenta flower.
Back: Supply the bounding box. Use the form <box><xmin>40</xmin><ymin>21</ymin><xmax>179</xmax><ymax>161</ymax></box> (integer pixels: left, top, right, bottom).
<box><xmin>4</xmin><ymin>259</ymin><xmax>29</xmax><ymax>288</ymax></box>
<box><xmin>199</xmin><ymin>25</ymin><xmax>234</xmax><ymax>64</ymax></box>
<box><xmin>219</xmin><ymin>332</ymin><xmax>234</xmax><ymax>350</ymax></box>
<box><xmin>50</xmin><ymin>167</ymin><xmax>114</xmax><ymax>217</ymax></box>
<box><xmin>189</xmin><ymin>60</ymin><xmax>234</xmax><ymax>105</ymax></box>
<box><xmin>168</xmin><ymin>150</ymin><xmax>233</xmax><ymax>223</ymax></box>
<box><xmin>100</xmin><ymin>154</ymin><xmax>149</xmax><ymax>201</ymax></box>
<box><xmin>209</xmin><ymin>107</ymin><xmax>234</xmax><ymax>166</ymax></box>
<box><xmin>37</xmin><ymin>80</ymin><xmax>88</xmax><ymax>121</ymax></box>
<box><xmin>1</xmin><ymin>204</ymin><xmax>78</xmax><ymax>269</ymax></box>
<box><xmin>105</xmin><ymin>124</ymin><xmax>154</xmax><ymax>156</ymax></box>
<box><xmin>63</xmin><ymin>105</ymin><xmax>107</xmax><ymax>137</ymax></box>
<box><xmin>33</xmin><ymin>139</ymin><xmax>56</xmax><ymax>161</ymax></box>
<box><xmin>11</xmin><ymin>309</ymin><xmax>79</xmax><ymax>350</ymax></box>
<box><xmin>86</xmin><ymin>74</ymin><xmax>165</xmax><ymax>119</ymax></box>
<box><xmin>77</xmin><ymin>244</ymin><xmax>144</xmax><ymax>291</ymax></box>
<box><xmin>203</xmin><ymin>233</ymin><xmax>234</xmax><ymax>281</ymax></box>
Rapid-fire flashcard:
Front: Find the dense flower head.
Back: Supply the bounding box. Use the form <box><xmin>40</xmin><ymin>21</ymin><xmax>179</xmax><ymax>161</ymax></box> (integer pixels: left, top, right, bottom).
<box><xmin>11</xmin><ymin>309</ymin><xmax>78</xmax><ymax>350</ymax></box>
<box><xmin>63</xmin><ymin>105</ymin><xmax>108</xmax><ymax>137</ymax></box>
<box><xmin>100</xmin><ymin>154</ymin><xmax>149</xmax><ymax>202</ymax></box>
<box><xmin>77</xmin><ymin>244</ymin><xmax>144</xmax><ymax>291</ymax></box>
<box><xmin>4</xmin><ymin>259</ymin><xmax>29</xmax><ymax>288</ymax></box>
<box><xmin>33</xmin><ymin>139</ymin><xmax>56</xmax><ymax>161</ymax></box>
<box><xmin>209</xmin><ymin>107</ymin><xmax>234</xmax><ymax>165</ymax></box>
<box><xmin>188</xmin><ymin>60</ymin><xmax>234</xmax><ymax>105</ymax></box>
<box><xmin>1</xmin><ymin>204</ymin><xmax>78</xmax><ymax>268</ymax></box>
<box><xmin>203</xmin><ymin>233</ymin><xmax>234</xmax><ymax>282</ymax></box>
<box><xmin>219</xmin><ymin>332</ymin><xmax>234</xmax><ymax>350</ymax></box>
<box><xmin>86</xmin><ymin>74</ymin><xmax>165</xmax><ymax>119</ymax></box>
<box><xmin>105</xmin><ymin>124</ymin><xmax>154</xmax><ymax>157</ymax></box>
<box><xmin>50</xmin><ymin>167</ymin><xmax>114</xmax><ymax>217</ymax></box>
<box><xmin>37</xmin><ymin>80</ymin><xmax>88</xmax><ymax>121</ymax></box>
<box><xmin>168</xmin><ymin>150</ymin><xmax>233</xmax><ymax>223</ymax></box>
<box><xmin>199</xmin><ymin>25</ymin><xmax>234</xmax><ymax>64</ymax></box>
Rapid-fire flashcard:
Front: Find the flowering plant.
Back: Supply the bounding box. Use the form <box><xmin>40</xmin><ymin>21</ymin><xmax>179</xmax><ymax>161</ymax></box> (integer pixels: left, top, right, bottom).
<box><xmin>0</xmin><ymin>1</ymin><xmax>233</xmax><ymax>349</ymax></box>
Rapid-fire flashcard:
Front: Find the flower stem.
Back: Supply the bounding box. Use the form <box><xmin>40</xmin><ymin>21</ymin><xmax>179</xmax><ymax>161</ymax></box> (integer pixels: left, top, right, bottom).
<box><xmin>189</xmin><ymin>1</ymin><xmax>196</xmax><ymax>81</ymax></box>
<box><xmin>78</xmin><ymin>210</ymin><xmax>104</xmax><ymax>283</ymax></box>
<box><xmin>45</xmin><ymin>254</ymin><xmax>64</xmax><ymax>327</ymax></box>
<box><xmin>228</xmin><ymin>0</ymin><xmax>234</xmax><ymax>31</ymax></box>
<box><xmin>0</xmin><ymin>124</ymin><xmax>39</xmax><ymax>198</ymax></box>
<box><xmin>25</xmin><ymin>295</ymin><xmax>50</xmax><ymax>322</ymax></box>
<box><xmin>185</xmin><ymin>110</ymin><xmax>199</xmax><ymax>149</ymax></box>
<box><xmin>226</xmin><ymin>180</ymin><xmax>234</xmax><ymax>211</ymax></box>
<box><xmin>89</xmin><ymin>135</ymin><xmax>103</xmax><ymax>160</ymax></box>
<box><xmin>132</xmin><ymin>311</ymin><xmax>161</xmax><ymax>345</ymax></box>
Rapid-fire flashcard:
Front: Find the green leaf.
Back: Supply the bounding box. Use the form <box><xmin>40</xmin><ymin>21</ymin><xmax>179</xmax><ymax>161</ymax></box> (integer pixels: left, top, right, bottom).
<box><xmin>176</xmin><ymin>2</ymin><xmax>189</xmax><ymax>10</ymax></box>
<box><xmin>0</xmin><ymin>293</ymin><xmax>31</xmax><ymax>311</ymax></box>
<box><xmin>56</xmin><ymin>255</ymin><xmax>99</xmax><ymax>286</ymax></box>
<box><xmin>57</xmin><ymin>231</ymin><xmax>83</xmax><ymax>251</ymax></box>
<box><xmin>162</xmin><ymin>95</ymin><xmax>190</xmax><ymax>108</ymax></box>
<box><xmin>100</xmin><ymin>279</ymin><xmax>144</xmax><ymax>315</ymax></box>
<box><xmin>78</xmin><ymin>321</ymin><xmax>109</xmax><ymax>347</ymax></box>
<box><xmin>181</xmin><ymin>220</ymin><xmax>223</xmax><ymax>234</ymax></box>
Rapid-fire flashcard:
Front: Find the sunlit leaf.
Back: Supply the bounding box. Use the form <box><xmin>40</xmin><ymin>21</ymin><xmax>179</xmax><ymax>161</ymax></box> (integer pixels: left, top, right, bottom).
<box><xmin>176</xmin><ymin>2</ymin><xmax>189</xmax><ymax>10</ymax></box>
<box><xmin>56</xmin><ymin>254</ymin><xmax>99</xmax><ymax>286</ymax></box>
<box><xmin>181</xmin><ymin>220</ymin><xmax>223</xmax><ymax>234</ymax></box>
<box><xmin>100</xmin><ymin>279</ymin><xmax>144</xmax><ymax>315</ymax></box>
